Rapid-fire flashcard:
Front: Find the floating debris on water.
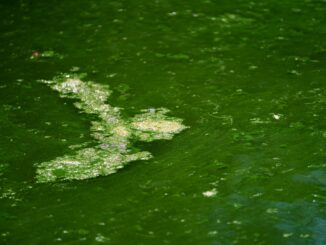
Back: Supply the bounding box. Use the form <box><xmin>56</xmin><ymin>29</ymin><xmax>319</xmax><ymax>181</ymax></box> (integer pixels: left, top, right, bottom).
<box><xmin>272</xmin><ymin>113</ymin><xmax>281</xmax><ymax>120</ymax></box>
<box><xmin>202</xmin><ymin>188</ymin><xmax>218</xmax><ymax>197</ymax></box>
<box><xmin>30</xmin><ymin>50</ymin><xmax>64</xmax><ymax>60</ymax></box>
<box><xmin>283</xmin><ymin>233</ymin><xmax>293</xmax><ymax>238</ymax></box>
<box><xmin>36</xmin><ymin>74</ymin><xmax>188</xmax><ymax>183</ymax></box>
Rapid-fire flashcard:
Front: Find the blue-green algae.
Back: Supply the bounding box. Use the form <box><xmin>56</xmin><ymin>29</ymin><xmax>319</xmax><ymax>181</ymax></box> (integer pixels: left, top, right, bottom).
<box><xmin>0</xmin><ymin>0</ymin><xmax>325</xmax><ymax>244</ymax></box>
<box><xmin>36</xmin><ymin>74</ymin><xmax>187</xmax><ymax>182</ymax></box>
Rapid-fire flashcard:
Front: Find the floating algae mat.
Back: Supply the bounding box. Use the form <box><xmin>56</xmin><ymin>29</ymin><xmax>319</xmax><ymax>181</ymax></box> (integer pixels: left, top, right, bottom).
<box><xmin>36</xmin><ymin>74</ymin><xmax>187</xmax><ymax>183</ymax></box>
<box><xmin>1</xmin><ymin>0</ymin><xmax>326</xmax><ymax>244</ymax></box>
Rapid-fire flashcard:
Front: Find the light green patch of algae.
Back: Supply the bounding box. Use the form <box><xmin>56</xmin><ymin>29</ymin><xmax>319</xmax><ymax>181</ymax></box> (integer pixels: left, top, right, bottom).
<box><xmin>36</xmin><ymin>74</ymin><xmax>188</xmax><ymax>183</ymax></box>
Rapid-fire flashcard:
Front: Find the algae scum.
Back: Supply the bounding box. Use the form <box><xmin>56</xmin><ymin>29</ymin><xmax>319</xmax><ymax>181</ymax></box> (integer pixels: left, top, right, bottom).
<box><xmin>36</xmin><ymin>74</ymin><xmax>187</xmax><ymax>183</ymax></box>
<box><xmin>1</xmin><ymin>0</ymin><xmax>326</xmax><ymax>244</ymax></box>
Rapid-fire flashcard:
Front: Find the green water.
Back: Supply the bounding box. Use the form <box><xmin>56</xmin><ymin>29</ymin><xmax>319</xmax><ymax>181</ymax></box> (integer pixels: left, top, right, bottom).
<box><xmin>0</xmin><ymin>0</ymin><xmax>325</xmax><ymax>244</ymax></box>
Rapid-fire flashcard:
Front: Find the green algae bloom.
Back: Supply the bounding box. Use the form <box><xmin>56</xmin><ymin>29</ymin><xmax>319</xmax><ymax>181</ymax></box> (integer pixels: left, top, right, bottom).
<box><xmin>36</xmin><ymin>74</ymin><xmax>187</xmax><ymax>183</ymax></box>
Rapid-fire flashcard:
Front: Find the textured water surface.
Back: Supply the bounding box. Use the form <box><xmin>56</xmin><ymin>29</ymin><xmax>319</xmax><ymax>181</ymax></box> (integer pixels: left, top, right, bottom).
<box><xmin>0</xmin><ymin>0</ymin><xmax>325</xmax><ymax>244</ymax></box>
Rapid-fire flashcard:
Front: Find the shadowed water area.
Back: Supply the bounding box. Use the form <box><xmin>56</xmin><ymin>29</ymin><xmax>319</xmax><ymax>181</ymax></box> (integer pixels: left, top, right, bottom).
<box><xmin>0</xmin><ymin>0</ymin><xmax>325</xmax><ymax>244</ymax></box>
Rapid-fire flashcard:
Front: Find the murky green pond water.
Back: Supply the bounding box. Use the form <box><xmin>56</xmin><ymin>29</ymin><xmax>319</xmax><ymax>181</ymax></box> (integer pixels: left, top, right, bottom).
<box><xmin>1</xmin><ymin>0</ymin><xmax>325</xmax><ymax>244</ymax></box>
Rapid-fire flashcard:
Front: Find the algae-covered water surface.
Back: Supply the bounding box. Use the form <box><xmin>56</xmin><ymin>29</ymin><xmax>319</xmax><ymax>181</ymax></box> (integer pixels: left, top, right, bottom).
<box><xmin>0</xmin><ymin>0</ymin><xmax>325</xmax><ymax>244</ymax></box>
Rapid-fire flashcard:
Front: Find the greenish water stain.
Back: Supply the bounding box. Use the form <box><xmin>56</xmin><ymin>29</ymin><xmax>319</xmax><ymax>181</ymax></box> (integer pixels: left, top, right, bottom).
<box><xmin>0</xmin><ymin>0</ymin><xmax>325</xmax><ymax>244</ymax></box>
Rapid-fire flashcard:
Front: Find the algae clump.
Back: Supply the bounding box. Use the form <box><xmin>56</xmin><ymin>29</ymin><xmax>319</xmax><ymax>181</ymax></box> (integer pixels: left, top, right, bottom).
<box><xmin>36</xmin><ymin>74</ymin><xmax>187</xmax><ymax>183</ymax></box>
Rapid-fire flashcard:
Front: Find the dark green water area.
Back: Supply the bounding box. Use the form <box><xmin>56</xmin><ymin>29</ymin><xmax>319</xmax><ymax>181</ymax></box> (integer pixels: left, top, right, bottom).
<box><xmin>0</xmin><ymin>0</ymin><xmax>325</xmax><ymax>244</ymax></box>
